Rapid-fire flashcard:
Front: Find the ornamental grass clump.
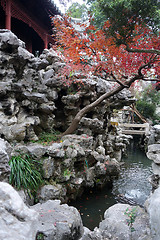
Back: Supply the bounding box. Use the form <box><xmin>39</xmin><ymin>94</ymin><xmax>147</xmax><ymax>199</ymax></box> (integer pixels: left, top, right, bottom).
<box><xmin>9</xmin><ymin>153</ymin><xmax>43</xmax><ymax>195</ymax></box>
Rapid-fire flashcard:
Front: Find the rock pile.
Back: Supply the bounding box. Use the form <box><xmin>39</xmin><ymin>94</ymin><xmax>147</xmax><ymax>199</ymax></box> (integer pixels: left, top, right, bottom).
<box><xmin>0</xmin><ymin>182</ymin><xmax>154</xmax><ymax>240</ymax></box>
<box><xmin>0</xmin><ymin>29</ymin><xmax>134</xmax><ymax>143</ymax></box>
<box><xmin>12</xmin><ymin>133</ymin><xmax>131</xmax><ymax>202</ymax></box>
<box><xmin>0</xmin><ymin>29</ymin><xmax>135</xmax><ymax>201</ymax></box>
<box><xmin>147</xmin><ymin>143</ymin><xmax>160</xmax><ymax>190</ymax></box>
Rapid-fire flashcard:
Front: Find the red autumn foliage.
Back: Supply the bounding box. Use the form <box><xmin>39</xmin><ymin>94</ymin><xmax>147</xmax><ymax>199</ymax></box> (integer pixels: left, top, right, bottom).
<box><xmin>51</xmin><ymin>15</ymin><xmax>160</xmax><ymax>135</ymax></box>
<box><xmin>52</xmin><ymin>15</ymin><xmax>160</xmax><ymax>87</ymax></box>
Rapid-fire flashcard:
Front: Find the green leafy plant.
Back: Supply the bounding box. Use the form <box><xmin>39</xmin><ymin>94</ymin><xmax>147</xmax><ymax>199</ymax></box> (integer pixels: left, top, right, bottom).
<box><xmin>32</xmin><ymin>130</ymin><xmax>61</xmax><ymax>145</ymax></box>
<box><xmin>136</xmin><ymin>86</ymin><xmax>160</xmax><ymax>122</ymax></box>
<box><xmin>63</xmin><ymin>169</ymin><xmax>71</xmax><ymax>177</ymax></box>
<box><xmin>9</xmin><ymin>153</ymin><xmax>43</xmax><ymax>195</ymax></box>
<box><xmin>36</xmin><ymin>233</ymin><xmax>44</xmax><ymax>240</ymax></box>
<box><xmin>39</xmin><ymin>131</ymin><xmax>60</xmax><ymax>142</ymax></box>
<box><xmin>124</xmin><ymin>207</ymin><xmax>137</xmax><ymax>233</ymax></box>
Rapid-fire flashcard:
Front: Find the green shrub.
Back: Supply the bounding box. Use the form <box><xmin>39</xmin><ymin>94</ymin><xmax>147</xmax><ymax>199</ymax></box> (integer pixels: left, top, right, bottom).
<box><xmin>9</xmin><ymin>153</ymin><xmax>43</xmax><ymax>195</ymax></box>
<box><xmin>136</xmin><ymin>100</ymin><xmax>156</xmax><ymax>119</ymax></box>
<box><xmin>34</xmin><ymin>130</ymin><xmax>61</xmax><ymax>144</ymax></box>
<box><xmin>136</xmin><ymin>85</ymin><xmax>160</xmax><ymax>122</ymax></box>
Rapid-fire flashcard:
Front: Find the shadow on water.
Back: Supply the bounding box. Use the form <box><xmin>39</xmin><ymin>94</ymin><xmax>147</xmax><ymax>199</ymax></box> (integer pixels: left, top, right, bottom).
<box><xmin>69</xmin><ymin>136</ymin><xmax>152</xmax><ymax>230</ymax></box>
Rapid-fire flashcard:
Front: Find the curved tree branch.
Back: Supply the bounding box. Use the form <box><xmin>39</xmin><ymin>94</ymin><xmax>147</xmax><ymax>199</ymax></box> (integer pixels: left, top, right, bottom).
<box><xmin>61</xmin><ymin>73</ymin><xmax>143</xmax><ymax>136</ymax></box>
<box><xmin>126</xmin><ymin>45</ymin><xmax>160</xmax><ymax>55</ymax></box>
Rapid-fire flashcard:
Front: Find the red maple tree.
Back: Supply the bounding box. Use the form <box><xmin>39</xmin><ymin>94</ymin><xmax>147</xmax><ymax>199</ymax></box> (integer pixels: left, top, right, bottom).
<box><xmin>52</xmin><ymin>15</ymin><xmax>160</xmax><ymax>135</ymax></box>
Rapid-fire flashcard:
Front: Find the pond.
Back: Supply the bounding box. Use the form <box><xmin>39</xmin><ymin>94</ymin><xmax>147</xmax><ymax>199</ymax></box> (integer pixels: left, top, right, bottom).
<box><xmin>69</xmin><ymin>136</ymin><xmax>152</xmax><ymax>230</ymax></box>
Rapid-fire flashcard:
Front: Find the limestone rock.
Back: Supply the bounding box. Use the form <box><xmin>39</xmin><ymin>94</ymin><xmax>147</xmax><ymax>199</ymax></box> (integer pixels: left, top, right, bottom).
<box><xmin>80</xmin><ymin>227</ymin><xmax>104</xmax><ymax>240</ymax></box>
<box><xmin>32</xmin><ymin>200</ymin><xmax>84</xmax><ymax>240</ymax></box>
<box><xmin>42</xmin><ymin>157</ymin><xmax>54</xmax><ymax>179</ymax></box>
<box><xmin>147</xmin><ymin>144</ymin><xmax>160</xmax><ymax>164</ymax></box>
<box><xmin>0</xmin><ymin>29</ymin><xmax>25</xmax><ymax>52</ymax></box>
<box><xmin>38</xmin><ymin>184</ymin><xmax>67</xmax><ymax>203</ymax></box>
<box><xmin>99</xmin><ymin>203</ymin><xmax>151</xmax><ymax>240</ymax></box>
<box><xmin>47</xmin><ymin>143</ymin><xmax>65</xmax><ymax>158</ymax></box>
<box><xmin>62</xmin><ymin>134</ymin><xmax>93</xmax><ymax>149</ymax></box>
<box><xmin>152</xmin><ymin>162</ymin><xmax>160</xmax><ymax>177</ymax></box>
<box><xmin>148</xmin><ymin>186</ymin><xmax>160</xmax><ymax>240</ymax></box>
<box><xmin>14</xmin><ymin>143</ymin><xmax>47</xmax><ymax>159</ymax></box>
<box><xmin>0</xmin><ymin>182</ymin><xmax>38</xmax><ymax>240</ymax></box>
<box><xmin>0</xmin><ymin>138</ymin><xmax>11</xmax><ymax>181</ymax></box>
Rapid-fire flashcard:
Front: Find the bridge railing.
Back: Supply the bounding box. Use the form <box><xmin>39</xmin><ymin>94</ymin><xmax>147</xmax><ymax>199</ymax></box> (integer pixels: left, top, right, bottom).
<box><xmin>119</xmin><ymin>123</ymin><xmax>150</xmax><ymax>135</ymax></box>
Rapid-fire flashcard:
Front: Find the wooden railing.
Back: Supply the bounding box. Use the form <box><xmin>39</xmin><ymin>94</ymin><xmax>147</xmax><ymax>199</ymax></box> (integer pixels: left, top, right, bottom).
<box><xmin>119</xmin><ymin>123</ymin><xmax>150</xmax><ymax>135</ymax></box>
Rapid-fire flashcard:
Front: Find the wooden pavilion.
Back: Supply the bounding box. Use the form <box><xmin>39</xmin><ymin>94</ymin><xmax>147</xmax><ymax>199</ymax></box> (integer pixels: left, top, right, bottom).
<box><xmin>0</xmin><ymin>0</ymin><xmax>61</xmax><ymax>53</ymax></box>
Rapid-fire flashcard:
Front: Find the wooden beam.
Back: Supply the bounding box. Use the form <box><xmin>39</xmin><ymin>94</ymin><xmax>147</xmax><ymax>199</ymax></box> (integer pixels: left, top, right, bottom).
<box><xmin>119</xmin><ymin>123</ymin><xmax>147</xmax><ymax>128</ymax></box>
<box><xmin>5</xmin><ymin>0</ymin><xmax>11</xmax><ymax>30</ymax></box>
<box><xmin>121</xmin><ymin>130</ymin><xmax>145</xmax><ymax>135</ymax></box>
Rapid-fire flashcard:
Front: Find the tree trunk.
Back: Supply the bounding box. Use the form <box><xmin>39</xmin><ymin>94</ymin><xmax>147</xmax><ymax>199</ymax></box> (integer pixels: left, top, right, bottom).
<box><xmin>61</xmin><ymin>75</ymin><xmax>141</xmax><ymax>136</ymax></box>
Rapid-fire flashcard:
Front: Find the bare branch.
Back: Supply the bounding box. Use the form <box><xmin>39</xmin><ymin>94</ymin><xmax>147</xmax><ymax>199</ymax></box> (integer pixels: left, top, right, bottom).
<box><xmin>111</xmin><ymin>72</ymin><xmax>129</xmax><ymax>88</ymax></box>
<box><xmin>142</xmin><ymin>79</ymin><xmax>160</xmax><ymax>82</ymax></box>
<box><xmin>126</xmin><ymin>45</ymin><xmax>160</xmax><ymax>55</ymax></box>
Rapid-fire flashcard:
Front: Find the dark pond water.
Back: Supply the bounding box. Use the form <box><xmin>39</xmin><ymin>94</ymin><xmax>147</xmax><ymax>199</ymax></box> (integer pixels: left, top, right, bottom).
<box><xmin>69</xmin><ymin>137</ymin><xmax>152</xmax><ymax>230</ymax></box>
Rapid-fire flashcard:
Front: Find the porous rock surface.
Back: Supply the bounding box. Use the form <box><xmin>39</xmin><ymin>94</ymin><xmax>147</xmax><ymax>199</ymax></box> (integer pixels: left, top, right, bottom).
<box><xmin>0</xmin><ymin>182</ymin><xmax>84</xmax><ymax>240</ymax></box>
<box><xmin>0</xmin><ymin>182</ymin><xmax>38</xmax><ymax>240</ymax></box>
<box><xmin>0</xmin><ymin>182</ymin><xmax>154</xmax><ymax>240</ymax></box>
<box><xmin>147</xmin><ymin>144</ymin><xmax>160</xmax><ymax>189</ymax></box>
<box><xmin>0</xmin><ymin>138</ymin><xmax>11</xmax><ymax>182</ymax></box>
<box><xmin>147</xmin><ymin>186</ymin><xmax>160</xmax><ymax>240</ymax></box>
<box><xmin>0</xmin><ymin>30</ymin><xmax>146</xmax><ymax>240</ymax></box>
<box><xmin>0</xmin><ymin>29</ymin><xmax>134</xmax><ymax>143</ymax></box>
<box><xmin>32</xmin><ymin>200</ymin><xmax>84</xmax><ymax>240</ymax></box>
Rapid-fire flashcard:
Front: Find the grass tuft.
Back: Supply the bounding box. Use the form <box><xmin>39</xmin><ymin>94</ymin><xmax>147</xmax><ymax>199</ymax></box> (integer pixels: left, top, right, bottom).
<box><xmin>9</xmin><ymin>153</ymin><xmax>43</xmax><ymax>195</ymax></box>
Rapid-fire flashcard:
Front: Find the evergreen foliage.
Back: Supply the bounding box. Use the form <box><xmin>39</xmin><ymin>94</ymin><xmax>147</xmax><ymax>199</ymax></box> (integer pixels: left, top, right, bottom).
<box><xmin>88</xmin><ymin>0</ymin><xmax>160</xmax><ymax>40</ymax></box>
<box><xmin>67</xmin><ymin>2</ymin><xmax>88</xmax><ymax>19</ymax></box>
<box><xmin>9</xmin><ymin>153</ymin><xmax>43</xmax><ymax>195</ymax></box>
<box><xmin>136</xmin><ymin>85</ymin><xmax>160</xmax><ymax>122</ymax></box>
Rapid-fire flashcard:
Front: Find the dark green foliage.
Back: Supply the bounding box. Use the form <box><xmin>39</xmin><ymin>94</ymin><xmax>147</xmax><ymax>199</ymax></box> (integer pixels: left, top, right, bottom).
<box><xmin>38</xmin><ymin>130</ymin><xmax>61</xmax><ymax>143</ymax></box>
<box><xmin>124</xmin><ymin>207</ymin><xmax>137</xmax><ymax>232</ymax></box>
<box><xmin>36</xmin><ymin>233</ymin><xmax>44</xmax><ymax>240</ymax></box>
<box><xmin>67</xmin><ymin>2</ymin><xmax>88</xmax><ymax>19</ymax></box>
<box><xmin>136</xmin><ymin>85</ymin><xmax>160</xmax><ymax>122</ymax></box>
<box><xmin>9</xmin><ymin>153</ymin><xmax>43</xmax><ymax>194</ymax></box>
<box><xmin>136</xmin><ymin>100</ymin><xmax>156</xmax><ymax>119</ymax></box>
<box><xmin>88</xmin><ymin>0</ymin><xmax>160</xmax><ymax>41</ymax></box>
<box><xmin>31</xmin><ymin>130</ymin><xmax>61</xmax><ymax>145</ymax></box>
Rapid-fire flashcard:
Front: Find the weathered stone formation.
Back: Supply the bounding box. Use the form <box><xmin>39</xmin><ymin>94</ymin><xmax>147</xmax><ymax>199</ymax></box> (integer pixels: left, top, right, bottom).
<box><xmin>81</xmin><ymin>203</ymin><xmax>151</xmax><ymax>240</ymax></box>
<box><xmin>147</xmin><ymin>186</ymin><xmax>160</xmax><ymax>240</ymax></box>
<box><xmin>0</xmin><ymin>29</ymin><xmax>134</xmax><ymax>143</ymax></box>
<box><xmin>0</xmin><ymin>182</ymin><xmax>38</xmax><ymax>240</ymax></box>
<box><xmin>0</xmin><ymin>29</ymin><xmax>135</xmax><ymax>201</ymax></box>
<box><xmin>32</xmin><ymin>200</ymin><xmax>84</xmax><ymax>240</ymax></box>
<box><xmin>147</xmin><ymin>125</ymin><xmax>160</xmax><ymax>146</ymax></box>
<box><xmin>0</xmin><ymin>182</ymin><xmax>84</xmax><ymax>240</ymax></box>
<box><xmin>0</xmin><ymin>138</ymin><xmax>12</xmax><ymax>182</ymax></box>
<box><xmin>12</xmin><ymin>133</ymin><xmax>131</xmax><ymax>202</ymax></box>
<box><xmin>0</xmin><ymin>182</ymin><xmax>153</xmax><ymax>240</ymax></box>
<box><xmin>147</xmin><ymin>144</ymin><xmax>160</xmax><ymax>190</ymax></box>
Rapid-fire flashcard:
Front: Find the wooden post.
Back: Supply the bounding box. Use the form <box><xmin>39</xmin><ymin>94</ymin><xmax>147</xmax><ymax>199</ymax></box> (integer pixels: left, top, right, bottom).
<box><xmin>5</xmin><ymin>0</ymin><xmax>11</xmax><ymax>30</ymax></box>
<box><xmin>44</xmin><ymin>34</ymin><xmax>48</xmax><ymax>49</ymax></box>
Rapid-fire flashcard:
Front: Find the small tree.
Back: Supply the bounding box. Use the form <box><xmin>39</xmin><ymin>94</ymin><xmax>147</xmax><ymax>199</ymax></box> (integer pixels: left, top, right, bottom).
<box><xmin>52</xmin><ymin>1</ymin><xmax>160</xmax><ymax>136</ymax></box>
<box><xmin>67</xmin><ymin>2</ymin><xmax>88</xmax><ymax>19</ymax></box>
<box><xmin>136</xmin><ymin>85</ymin><xmax>160</xmax><ymax>122</ymax></box>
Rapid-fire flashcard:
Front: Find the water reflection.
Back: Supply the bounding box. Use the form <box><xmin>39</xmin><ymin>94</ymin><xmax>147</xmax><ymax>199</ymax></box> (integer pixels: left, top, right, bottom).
<box><xmin>112</xmin><ymin>139</ymin><xmax>152</xmax><ymax>206</ymax></box>
<box><xmin>70</xmin><ymin>137</ymin><xmax>152</xmax><ymax>230</ymax></box>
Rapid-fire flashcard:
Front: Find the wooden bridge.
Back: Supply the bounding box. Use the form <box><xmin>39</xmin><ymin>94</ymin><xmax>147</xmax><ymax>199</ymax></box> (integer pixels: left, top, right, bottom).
<box><xmin>119</xmin><ymin>123</ymin><xmax>150</xmax><ymax>136</ymax></box>
<box><xmin>110</xmin><ymin>104</ymin><xmax>150</xmax><ymax>136</ymax></box>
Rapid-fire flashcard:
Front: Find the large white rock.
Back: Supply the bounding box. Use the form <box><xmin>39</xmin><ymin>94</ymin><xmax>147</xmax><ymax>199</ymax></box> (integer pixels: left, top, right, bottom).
<box><xmin>99</xmin><ymin>203</ymin><xmax>151</xmax><ymax>240</ymax></box>
<box><xmin>147</xmin><ymin>144</ymin><xmax>160</xmax><ymax>164</ymax></box>
<box><xmin>0</xmin><ymin>182</ymin><xmax>38</xmax><ymax>240</ymax></box>
<box><xmin>148</xmin><ymin>187</ymin><xmax>160</xmax><ymax>240</ymax></box>
<box><xmin>0</xmin><ymin>138</ymin><xmax>11</xmax><ymax>181</ymax></box>
<box><xmin>32</xmin><ymin>200</ymin><xmax>84</xmax><ymax>240</ymax></box>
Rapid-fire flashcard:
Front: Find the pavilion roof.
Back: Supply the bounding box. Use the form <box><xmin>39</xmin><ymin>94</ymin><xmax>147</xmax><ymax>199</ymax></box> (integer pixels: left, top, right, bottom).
<box><xmin>19</xmin><ymin>0</ymin><xmax>61</xmax><ymax>31</ymax></box>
